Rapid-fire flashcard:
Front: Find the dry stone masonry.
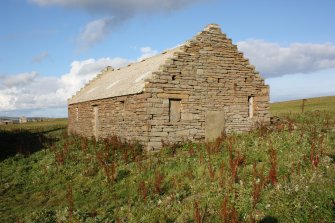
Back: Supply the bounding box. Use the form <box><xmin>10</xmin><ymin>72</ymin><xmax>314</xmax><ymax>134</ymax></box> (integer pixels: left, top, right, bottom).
<box><xmin>68</xmin><ymin>24</ymin><xmax>270</xmax><ymax>150</ymax></box>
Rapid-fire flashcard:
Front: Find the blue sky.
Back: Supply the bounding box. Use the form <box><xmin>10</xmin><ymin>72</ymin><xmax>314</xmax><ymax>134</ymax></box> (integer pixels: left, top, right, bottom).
<box><xmin>1</xmin><ymin>0</ymin><xmax>335</xmax><ymax>117</ymax></box>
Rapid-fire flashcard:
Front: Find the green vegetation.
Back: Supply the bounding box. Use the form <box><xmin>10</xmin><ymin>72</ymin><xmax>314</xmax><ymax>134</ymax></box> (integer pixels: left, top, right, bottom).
<box><xmin>271</xmin><ymin>95</ymin><xmax>335</xmax><ymax>115</ymax></box>
<box><xmin>1</xmin><ymin>102</ymin><xmax>335</xmax><ymax>222</ymax></box>
<box><xmin>0</xmin><ymin>119</ymin><xmax>67</xmax><ymax>161</ymax></box>
<box><xmin>0</xmin><ymin>118</ymin><xmax>67</xmax><ymax>132</ymax></box>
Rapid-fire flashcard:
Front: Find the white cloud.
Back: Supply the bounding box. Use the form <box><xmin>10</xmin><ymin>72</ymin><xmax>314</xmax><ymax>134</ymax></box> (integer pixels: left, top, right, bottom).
<box><xmin>0</xmin><ymin>46</ymin><xmax>153</xmax><ymax>115</ymax></box>
<box><xmin>0</xmin><ymin>76</ymin><xmax>62</xmax><ymax>111</ymax></box>
<box><xmin>0</xmin><ymin>58</ymin><xmax>130</xmax><ymax>112</ymax></box>
<box><xmin>237</xmin><ymin>40</ymin><xmax>335</xmax><ymax>77</ymax></box>
<box><xmin>2</xmin><ymin>72</ymin><xmax>39</xmax><ymax>87</ymax></box>
<box><xmin>77</xmin><ymin>17</ymin><xmax>118</xmax><ymax>51</ymax></box>
<box><xmin>137</xmin><ymin>46</ymin><xmax>158</xmax><ymax>61</ymax></box>
<box><xmin>32</xmin><ymin>51</ymin><xmax>50</xmax><ymax>63</ymax></box>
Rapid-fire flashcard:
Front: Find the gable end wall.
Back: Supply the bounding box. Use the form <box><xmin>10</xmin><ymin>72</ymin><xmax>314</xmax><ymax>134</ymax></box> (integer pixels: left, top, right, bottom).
<box><xmin>144</xmin><ymin>26</ymin><xmax>270</xmax><ymax>150</ymax></box>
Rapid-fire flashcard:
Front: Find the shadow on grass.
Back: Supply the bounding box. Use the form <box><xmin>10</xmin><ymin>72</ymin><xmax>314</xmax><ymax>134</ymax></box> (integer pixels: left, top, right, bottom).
<box><xmin>258</xmin><ymin>216</ymin><xmax>278</xmax><ymax>223</ymax></box>
<box><xmin>0</xmin><ymin>127</ymin><xmax>64</xmax><ymax>161</ymax></box>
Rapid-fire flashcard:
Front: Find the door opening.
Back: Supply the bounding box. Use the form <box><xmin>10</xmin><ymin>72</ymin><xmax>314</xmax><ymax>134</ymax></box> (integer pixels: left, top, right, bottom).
<box><xmin>93</xmin><ymin>106</ymin><xmax>99</xmax><ymax>139</ymax></box>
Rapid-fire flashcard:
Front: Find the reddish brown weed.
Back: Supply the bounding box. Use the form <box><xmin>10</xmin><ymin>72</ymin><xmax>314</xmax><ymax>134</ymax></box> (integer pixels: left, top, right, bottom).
<box><xmin>66</xmin><ymin>184</ymin><xmax>74</xmax><ymax>222</ymax></box>
<box><xmin>219</xmin><ymin>161</ymin><xmax>225</xmax><ymax>188</ymax></box>
<box><xmin>194</xmin><ymin>201</ymin><xmax>207</xmax><ymax>223</ymax></box>
<box><xmin>138</xmin><ymin>180</ymin><xmax>148</xmax><ymax>201</ymax></box>
<box><xmin>81</xmin><ymin>137</ymin><xmax>88</xmax><ymax>152</ymax></box>
<box><xmin>55</xmin><ymin>150</ymin><xmax>65</xmax><ymax>165</ymax></box>
<box><xmin>96</xmin><ymin>151</ymin><xmax>116</xmax><ymax>185</ymax></box>
<box><xmin>227</xmin><ymin>138</ymin><xmax>245</xmax><ymax>184</ymax></box>
<box><xmin>267</xmin><ymin>144</ymin><xmax>278</xmax><ymax>186</ymax></box>
<box><xmin>220</xmin><ymin>196</ymin><xmax>238</xmax><ymax>223</ymax></box>
<box><xmin>208</xmin><ymin>162</ymin><xmax>215</xmax><ymax>182</ymax></box>
<box><xmin>188</xmin><ymin>144</ymin><xmax>196</xmax><ymax>157</ymax></box>
<box><xmin>252</xmin><ymin>163</ymin><xmax>264</xmax><ymax>209</ymax></box>
<box><xmin>154</xmin><ymin>171</ymin><xmax>165</xmax><ymax>195</ymax></box>
<box><xmin>194</xmin><ymin>201</ymin><xmax>202</xmax><ymax>223</ymax></box>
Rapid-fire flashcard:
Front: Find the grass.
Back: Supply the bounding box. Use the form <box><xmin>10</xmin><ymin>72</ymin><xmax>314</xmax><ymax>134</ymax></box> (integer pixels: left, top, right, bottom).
<box><xmin>0</xmin><ymin>100</ymin><xmax>335</xmax><ymax>222</ymax></box>
<box><xmin>270</xmin><ymin>95</ymin><xmax>335</xmax><ymax>115</ymax></box>
<box><xmin>0</xmin><ymin>119</ymin><xmax>67</xmax><ymax>161</ymax></box>
<box><xmin>0</xmin><ymin>118</ymin><xmax>67</xmax><ymax>132</ymax></box>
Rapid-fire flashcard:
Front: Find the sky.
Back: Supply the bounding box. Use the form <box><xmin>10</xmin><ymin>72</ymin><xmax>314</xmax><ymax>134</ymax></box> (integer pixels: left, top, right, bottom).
<box><xmin>0</xmin><ymin>0</ymin><xmax>335</xmax><ymax>117</ymax></box>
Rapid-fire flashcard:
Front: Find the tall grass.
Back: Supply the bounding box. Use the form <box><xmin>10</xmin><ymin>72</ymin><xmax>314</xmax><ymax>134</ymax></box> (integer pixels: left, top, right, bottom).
<box><xmin>0</xmin><ymin>111</ymin><xmax>334</xmax><ymax>222</ymax></box>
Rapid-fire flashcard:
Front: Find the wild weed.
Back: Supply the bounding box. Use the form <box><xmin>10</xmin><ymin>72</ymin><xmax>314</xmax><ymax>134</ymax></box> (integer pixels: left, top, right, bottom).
<box><xmin>220</xmin><ymin>196</ymin><xmax>238</xmax><ymax>223</ymax></box>
<box><xmin>207</xmin><ymin>162</ymin><xmax>215</xmax><ymax>182</ymax></box>
<box><xmin>194</xmin><ymin>201</ymin><xmax>201</xmax><ymax>223</ymax></box>
<box><xmin>55</xmin><ymin>150</ymin><xmax>65</xmax><ymax>166</ymax></box>
<box><xmin>154</xmin><ymin>171</ymin><xmax>165</xmax><ymax>195</ymax></box>
<box><xmin>66</xmin><ymin>184</ymin><xmax>74</xmax><ymax>222</ymax></box>
<box><xmin>161</xmin><ymin>140</ymin><xmax>182</xmax><ymax>157</ymax></box>
<box><xmin>267</xmin><ymin>142</ymin><xmax>278</xmax><ymax>186</ymax></box>
<box><xmin>227</xmin><ymin>138</ymin><xmax>245</xmax><ymax>184</ymax></box>
<box><xmin>96</xmin><ymin>150</ymin><xmax>116</xmax><ymax>185</ymax></box>
<box><xmin>252</xmin><ymin>163</ymin><xmax>264</xmax><ymax>209</ymax></box>
<box><xmin>194</xmin><ymin>201</ymin><xmax>207</xmax><ymax>223</ymax></box>
<box><xmin>219</xmin><ymin>161</ymin><xmax>225</xmax><ymax>188</ymax></box>
<box><xmin>138</xmin><ymin>180</ymin><xmax>148</xmax><ymax>201</ymax></box>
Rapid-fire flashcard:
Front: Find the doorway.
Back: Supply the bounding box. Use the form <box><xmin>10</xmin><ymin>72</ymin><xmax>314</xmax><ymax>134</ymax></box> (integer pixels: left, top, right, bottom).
<box><xmin>92</xmin><ymin>106</ymin><xmax>99</xmax><ymax>139</ymax></box>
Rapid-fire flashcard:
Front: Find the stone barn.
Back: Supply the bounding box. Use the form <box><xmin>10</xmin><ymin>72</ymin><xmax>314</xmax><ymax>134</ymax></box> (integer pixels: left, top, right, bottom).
<box><xmin>68</xmin><ymin>24</ymin><xmax>270</xmax><ymax>150</ymax></box>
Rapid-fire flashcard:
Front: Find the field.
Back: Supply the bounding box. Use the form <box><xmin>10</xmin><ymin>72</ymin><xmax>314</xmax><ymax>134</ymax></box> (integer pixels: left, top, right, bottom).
<box><xmin>270</xmin><ymin>96</ymin><xmax>335</xmax><ymax>115</ymax></box>
<box><xmin>0</xmin><ymin>119</ymin><xmax>67</xmax><ymax>161</ymax></box>
<box><xmin>0</xmin><ymin>98</ymin><xmax>334</xmax><ymax>222</ymax></box>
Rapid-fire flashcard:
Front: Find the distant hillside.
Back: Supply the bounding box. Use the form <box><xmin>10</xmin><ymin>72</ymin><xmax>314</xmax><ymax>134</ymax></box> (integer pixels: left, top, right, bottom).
<box><xmin>270</xmin><ymin>95</ymin><xmax>335</xmax><ymax>115</ymax></box>
<box><xmin>0</xmin><ymin>117</ymin><xmax>65</xmax><ymax>122</ymax></box>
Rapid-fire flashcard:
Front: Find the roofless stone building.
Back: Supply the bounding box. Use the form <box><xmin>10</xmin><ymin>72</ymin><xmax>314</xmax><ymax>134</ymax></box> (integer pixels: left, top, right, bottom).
<box><xmin>68</xmin><ymin>24</ymin><xmax>270</xmax><ymax>150</ymax></box>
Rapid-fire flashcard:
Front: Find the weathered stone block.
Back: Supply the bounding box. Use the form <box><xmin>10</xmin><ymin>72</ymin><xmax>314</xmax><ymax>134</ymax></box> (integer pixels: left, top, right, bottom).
<box><xmin>147</xmin><ymin>108</ymin><xmax>164</xmax><ymax>114</ymax></box>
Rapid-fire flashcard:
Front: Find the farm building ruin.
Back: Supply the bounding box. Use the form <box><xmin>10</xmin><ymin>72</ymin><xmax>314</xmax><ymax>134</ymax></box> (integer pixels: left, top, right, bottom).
<box><xmin>68</xmin><ymin>24</ymin><xmax>270</xmax><ymax>150</ymax></box>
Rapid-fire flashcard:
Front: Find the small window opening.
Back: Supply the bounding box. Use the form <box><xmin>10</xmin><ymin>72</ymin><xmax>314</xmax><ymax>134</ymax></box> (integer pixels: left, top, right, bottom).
<box><xmin>172</xmin><ymin>75</ymin><xmax>176</xmax><ymax>80</ymax></box>
<box><xmin>75</xmin><ymin>107</ymin><xmax>79</xmax><ymax>121</ymax></box>
<box><xmin>248</xmin><ymin>96</ymin><xmax>254</xmax><ymax>118</ymax></box>
<box><xmin>120</xmin><ymin>101</ymin><xmax>125</xmax><ymax>120</ymax></box>
<box><xmin>169</xmin><ymin>99</ymin><xmax>181</xmax><ymax>122</ymax></box>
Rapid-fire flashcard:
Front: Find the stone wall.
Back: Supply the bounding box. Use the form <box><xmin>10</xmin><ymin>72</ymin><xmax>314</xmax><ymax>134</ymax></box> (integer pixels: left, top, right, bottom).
<box><xmin>144</xmin><ymin>24</ymin><xmax>269</xmax><ymax>150</ymax></box>
<box><xmin>68</xmin><ymin>24</ymin><xmax>270</xmax><ymax>150</ymax></box>
<box><xmin>68</xmin><ymin>93</ymin><xmax>152</xmax><ymax>147</ymax></box>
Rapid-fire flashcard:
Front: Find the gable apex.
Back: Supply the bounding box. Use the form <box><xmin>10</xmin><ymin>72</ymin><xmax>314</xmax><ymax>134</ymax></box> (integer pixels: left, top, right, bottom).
<box><xmin>203</xmin><ymin>23</ymin><xmax>221</xmax><ymax>32</ymax></box>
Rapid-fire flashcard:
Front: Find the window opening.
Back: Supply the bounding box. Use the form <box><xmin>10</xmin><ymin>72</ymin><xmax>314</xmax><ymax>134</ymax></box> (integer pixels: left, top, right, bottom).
<box><xmin>248</xmin><ymin>96</ymin><xmax>254</xmax><ymax>118</ymax></box>
<box><xmin>120</xmin><ymin>101</ymin><xmax>125</xmax><ymax>121</ymax></box>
